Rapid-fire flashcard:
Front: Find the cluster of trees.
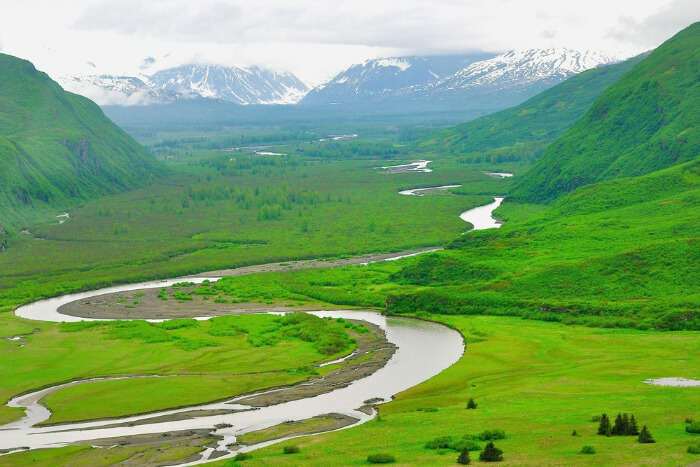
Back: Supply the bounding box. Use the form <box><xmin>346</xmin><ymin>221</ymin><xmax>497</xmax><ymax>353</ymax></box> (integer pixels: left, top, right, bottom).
<box><xmin>458</xmin><ymin>442</ymin><xmax>504</xmax><ymax>464</ymax></box>
<box><xmin>597</xmin><ymin>413</ymin><xmax>639</xmax><ymax>437</ymax></box>
<box><xmin>597</xmin><ymin>413</ymin><xmax>655</xmax><ymax>443</ymax></box>
<box><xmin>456</xmin><ymin>141</ymin><xmax>544</xmax><ymax>165</ymax></box>
<box><xmin>176</xmin><ymin>183</ymin><xmax>330</xmax><ymax>222</ymax></box>
<box><xmin>295</xmin><ymin>141</ymin><xmax>402</xmax><ymax>160</ymax></box>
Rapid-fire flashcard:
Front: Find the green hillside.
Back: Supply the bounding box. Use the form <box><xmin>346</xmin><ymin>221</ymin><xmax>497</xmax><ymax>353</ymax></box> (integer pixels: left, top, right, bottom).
<box><xmin>0</xmin><ymin>54</ymin><xmax>161</xmax><ymax>227</ymax></box>
<box><xmin>513</xmin><ymin>22</ymin><xmax>699</xmax><ymax>202</ymax></box>
<box><xmin>420</xmin><ymin>53</ymin><xmax>646</xmax><ymax>162</ymax></box>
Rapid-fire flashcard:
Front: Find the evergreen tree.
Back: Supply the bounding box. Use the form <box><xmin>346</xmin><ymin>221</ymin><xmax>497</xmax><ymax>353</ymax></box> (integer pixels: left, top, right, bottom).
<box><xmin>467</xmin><ymin>398</ymin><xmax>478</xmax><ymax>409</ymax></box>
<box><xmin>638</xmin><ymin>425</ymin><xmax>655</xmax><ymax>443</ymax></box>
<box><xmin>479</xmin><ymin>442</ymin><xmax>503</xmax><ymax>462</ymax></box>
<box><xmin>612</xmin><ymin>413</ymin><xmax>624</xmax><ymax>435</ymax></box>
<box><xmin>457</xmin><ymin>448</ymin><xmax>471</xmax><ymax>465</ymax></box>
<box><xmin>629</xmin><ymin>415</ymin><xmax>639</xmax><ymax>435</ymax></box>
<box><xmin>622</xmin><ymin>413</ymin><xmax>630</xmax><ymax>434</ymax></box>
<box><xmin>597</xmin><ymin>414</ymin><xmax>612</xmax><ymax>436</ymax></box>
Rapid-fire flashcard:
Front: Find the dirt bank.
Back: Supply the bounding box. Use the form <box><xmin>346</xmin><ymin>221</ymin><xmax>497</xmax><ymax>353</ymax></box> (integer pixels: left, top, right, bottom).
<box><xmin>237</xmin><ymin>413</ymin><xmax>358</xmax><ymax>445</ymax></box>
<box><xmin>235</xmin><ymin>321</ymin><xmax>396</xmax><ymax>407</ymax></box>
<box><xmin>58</xmin><ymin>248</ymin><xmax>439</xmax><ymax>320</ymax></box>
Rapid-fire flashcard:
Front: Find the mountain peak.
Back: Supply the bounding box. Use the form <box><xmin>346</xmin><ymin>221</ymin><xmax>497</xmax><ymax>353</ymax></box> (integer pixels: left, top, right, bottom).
<box><xmin>57</xmin><ymin>63</ymin><xmax>309</xmax><ymax>106</ymax></box>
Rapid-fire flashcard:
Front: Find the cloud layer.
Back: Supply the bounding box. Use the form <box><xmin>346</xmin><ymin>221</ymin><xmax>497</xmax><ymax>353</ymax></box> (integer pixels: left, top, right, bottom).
<box><xmin>1</xmin><ymin>0</ymin><xmax>695</xmax><ymax>84</ymax></box>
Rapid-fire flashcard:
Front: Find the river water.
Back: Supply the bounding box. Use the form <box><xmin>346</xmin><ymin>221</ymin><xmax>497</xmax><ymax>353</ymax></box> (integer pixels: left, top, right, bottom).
<box><xmin>3</xmin><ymin>197</ymin><xmax>505</xmax><ymax>463</ymax></box>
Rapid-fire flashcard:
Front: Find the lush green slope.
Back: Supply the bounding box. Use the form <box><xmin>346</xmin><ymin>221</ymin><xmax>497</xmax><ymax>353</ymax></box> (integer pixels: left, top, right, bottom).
<box><xmin>420</xmin><ymin>53</ymin><xmax>646</xmax><ymax>163</ymax></box>
<box><xmin>0</xmin><ymin>54</ymin><xmax>160</xmax><ymax>227</ymax></box>
<box><xmin>184</xmin><ymin>157</ymin><xmax>700</xmax><ymax>330</ymax></box>
<box><xmin>513</xmin><ymin>23</ymin><xmax>699</xmax><ymax>202</ymax></box>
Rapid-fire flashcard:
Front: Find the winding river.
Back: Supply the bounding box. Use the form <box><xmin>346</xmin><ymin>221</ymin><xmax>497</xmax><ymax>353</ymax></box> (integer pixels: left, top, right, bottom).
<box><xmin>2</xmin><ymin>197</ymin><xmax>505</xmax><ymax>464</ymax></box>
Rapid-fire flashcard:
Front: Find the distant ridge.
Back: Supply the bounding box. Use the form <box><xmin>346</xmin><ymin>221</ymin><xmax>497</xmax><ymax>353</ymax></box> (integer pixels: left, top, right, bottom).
<box><xmin>302</xmin><ymin>49</ymin><xmax>619</xmax><ymax>111</ymax></box>
<box><xmin>58</xmin><ymin>64</ymin><xmax>309</xmax><ymax>106</ymax></box>
<box><xmin>421</xmin><ymin>52</ymin><xmax>647</xmax><ymax>157</ymax></box>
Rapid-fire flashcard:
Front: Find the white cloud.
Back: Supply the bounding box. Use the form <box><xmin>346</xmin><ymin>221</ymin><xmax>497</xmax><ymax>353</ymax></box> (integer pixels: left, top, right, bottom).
<box><xmin>0</xmin><ymin>0</ymin><xmax>694</xmax><ymax>85</ymax></box>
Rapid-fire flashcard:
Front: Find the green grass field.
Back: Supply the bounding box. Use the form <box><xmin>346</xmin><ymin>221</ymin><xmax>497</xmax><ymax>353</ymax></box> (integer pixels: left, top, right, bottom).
<box><xmin>0</xmin><ymin>156</ymin><xmax>507</xmax><ymax>321</ymax></box>
<box><xmin>0</xmin><ymin>313</ymin><xmax>357</xmax><ymax>425</ymax></box>
<box><xmin>206</xmin><ymin>314</ymin><xmax>700</xmax><ymax>466</ymax></box>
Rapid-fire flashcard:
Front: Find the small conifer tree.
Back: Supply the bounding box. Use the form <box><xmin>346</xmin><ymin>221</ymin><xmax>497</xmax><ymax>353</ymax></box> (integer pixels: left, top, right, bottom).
<box><xmin>457</xmin><ymin>448</ymin><xmax>471</xmax><ymax>464</ymax></box>
<box><xmin>629</xmin><ymin>415</ymin><xmax>639</xmax><ymax>435</ymax></box>
<box><xmin>467</xmin><ymin>398</ymin><xmax>478</xmax><ymax>409</ymax></box>
<box><xmin>622</xmin><ymin>413</ymin><xmax>630</xmax><ymax>434</ymax></box>
<box><xmin>638</xmin><ymin>425</ymin><xmax>655</xmax><ymax>443</ymax></box>
<box><xmin>612</xmin><ymin>413</ymin><xmax>624</xmax><ymax>435</ymax></box>
<box><xmin>479</xmin><ymin>442</ymin><xmax>503</xmax><ymax>462</ymax></box>
<box><xmin>597</xmin><ymin>414</ymin><xmax>612</xmax><ymax>436</ymax></box>
<box><xmin>571</xmin><ymin>429</ymin><xmax>578</xmax><ymax>436</ymax></box>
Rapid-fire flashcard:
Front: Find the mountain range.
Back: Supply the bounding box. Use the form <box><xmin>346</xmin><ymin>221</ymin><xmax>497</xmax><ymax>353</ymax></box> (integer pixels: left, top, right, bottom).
<box><xmin>421</xmin><ymin>52</ymin><xmax>647</xmax><ymax>157</ymax></box>
<box><xmin>58</xmin><ymin>64</ymin><xmax>309</xmax><ymax>106</ymax></box>
<box><xmin>299</xmin><ymin>53</ymin><xmax>494</xmax><ymax>105</ymax></box>
<box><xmin>58</xmin><ymin>48</ymin><xmax>620</xmax><ymax>111</ymax></box>
<box><xmin>302</xmin><ymin>48</ymin><xmax>620</xmax><ymax>109</ymax></box>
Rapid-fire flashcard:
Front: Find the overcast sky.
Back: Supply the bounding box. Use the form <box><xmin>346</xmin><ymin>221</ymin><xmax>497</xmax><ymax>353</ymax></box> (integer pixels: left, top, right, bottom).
<box><xmin>0</xmin><ymin>0</ymin><xmax>695</xmax><ymax>85</ymax></box>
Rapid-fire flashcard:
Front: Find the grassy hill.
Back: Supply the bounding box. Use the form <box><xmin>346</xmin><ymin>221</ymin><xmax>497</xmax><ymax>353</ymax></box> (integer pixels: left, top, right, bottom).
<box><xmin>0</xmin><ymin>54</ymin><xmax>161</xmax><ymax>228</ymax></box>
<box><xmin>419</xmin><ymin>53</ymin><xmax>646</xmax><ymax>163</ymax></box>
<box><xmin>512</xmin><ymin>22</ymin><xmax>699</xmax><ymax>202</ymax></box>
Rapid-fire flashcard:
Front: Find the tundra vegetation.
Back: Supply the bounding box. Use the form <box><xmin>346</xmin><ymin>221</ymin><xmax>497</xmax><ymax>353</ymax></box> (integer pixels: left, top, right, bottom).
<box><xmin>0</xmin><ymin>22</ymin><xmax>698</xmax><ymax>467</ymax></box>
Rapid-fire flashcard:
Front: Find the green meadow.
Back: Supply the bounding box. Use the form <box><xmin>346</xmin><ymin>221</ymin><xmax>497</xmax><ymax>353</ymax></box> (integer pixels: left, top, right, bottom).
<box><xmin>0</xmin><ymin>313</ymin><xmax>358</xmax><ymax>425</ymax></box>
<box><xmin>207</xmin><ymin>315</ymin><xmax>700</xmax><ymax>466</ymax></box>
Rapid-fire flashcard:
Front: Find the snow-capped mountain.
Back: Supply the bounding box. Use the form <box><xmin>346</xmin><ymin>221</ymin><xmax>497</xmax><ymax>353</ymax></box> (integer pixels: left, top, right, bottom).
<box><xmin>300</xmin><ymin>53</ymin><xmax>494</xmax><ymax>105</ymax></box>
<box><xmin>58</xmin><ymin>75</ymin><xmax>177</xmax><ymax>106</ymax></box>
<box><xmin>149</xmin><ymin>64</ymin><xmax>308</xmax><ymax>105</ymax></box>
<box><xmin>302</xmin><ymin>49</ymin><xmax>620</xmax><ymax>108</ymax></box>
<box><xmin>57</xmin><ymin>64</ymin><xmax>309</xmax><ymax>106</ymax></box>
<box><xmin>425</xmin><ymin>48</ymin><xmax>619</xmax><ymax>94</ymax></box>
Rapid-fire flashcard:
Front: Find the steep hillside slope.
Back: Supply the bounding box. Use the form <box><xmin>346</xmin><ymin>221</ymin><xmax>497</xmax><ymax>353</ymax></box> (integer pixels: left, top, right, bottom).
<box><xmin>0</xmin><ymin>54</ymin><xmax>160</xmax><ymax>224</ymax></box>
<box><xmin>513</xmin><ymin>23</ymin><xmax>699</xmax><ymax>202</ymax></box>
<box><xmin>421</xmin><ymin>53</ymin><xmax>646</xmax><ymax>157</ymax></box>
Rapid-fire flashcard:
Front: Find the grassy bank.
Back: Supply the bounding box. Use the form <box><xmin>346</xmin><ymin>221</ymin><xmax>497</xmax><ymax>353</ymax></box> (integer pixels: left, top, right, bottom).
<box><xmin>207</xmin><ymin>314</ymin><xmax>700</xmax><ymax>466</ymax></box>
<box><xmin>0</xmin><ymin>313</ymin><xmax>357</xmax><ymax>425</ymax></box>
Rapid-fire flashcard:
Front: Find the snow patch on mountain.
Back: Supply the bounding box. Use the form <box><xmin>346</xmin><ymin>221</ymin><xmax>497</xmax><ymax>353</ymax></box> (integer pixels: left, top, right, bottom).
<box><xmin>431</xmin><ymin>48</ymin><xmax>619</xmax><ymax>92</ymax></box>
<box><xmin>57</xmin><ymin>64</ymin><xmax>309</xmax><ymax>106</ymax></box>
<box><xmin>301</xmin><ymin>53</ymin><xmax>494</xmax><ymax>105</ymax></box>
<box><xmin>375</xmin><ymin>58</ymin><xmax>411</xmax><ymax>71</ymax></box>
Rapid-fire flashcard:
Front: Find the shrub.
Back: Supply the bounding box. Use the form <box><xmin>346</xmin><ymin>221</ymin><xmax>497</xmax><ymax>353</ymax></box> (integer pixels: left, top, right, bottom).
<box><xmin>467</xmin><ymin>398</ymin><xmax>478</xmax><ymax>409</ymax></box>
<box><xmin>580</xmin><ymin>446</ymin><xmax>596</xmax><ymax>454</ymax></box>
<box><xmin>638</xmin><ymin>425</ymin><xmax>655</xmax><ymax>443</ymax></box>
<box><xmin>479</xmin><ymin>442</ymin><xmax>503</xmax><ymax>462</ymax></box>
<box><xmin>571</xmin><ymin>430</ymin><xmax>578</xmax><ymax>436</ymax></box>
<box><xmin>686</xmin><ymin>421</ymin><xmax>700</xmax><ymax>434</ymax></box>
<box><xmin>452</xmin><ymin>439</ymin><xmax>482</xmax><ymax>452</ymax></box>
<box><xmin>367</xmin><ymin>453</ymin><xmax>396</xmax><ymax>463</ymax></box>
<box><xmin>283</xmin><ymin>445</ymin><xmax>300</xmax><ymax>454</ymax></box>
<box><xmin>457</xmin><ymin>448</ymin><xmax>471</xmax><ymax>464</ymax></box>
<box><xmin>425</xmin><ymin>436</ymin><xmax>453</xmax><ymax>449</ymax></box>
<box><xmin>232</xmin><ymin>452</ymin><xmax>251</xmax><ymax>460</ymax></box>
<box><xmin>478</xmin><ymin>429</ymin><xmax>506</xmax><ymax>441</ymax></box>
<box><xmin>688</xmin><ymin>444</ymin><xmax>700</xmax><ymax>454</ymax></box>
